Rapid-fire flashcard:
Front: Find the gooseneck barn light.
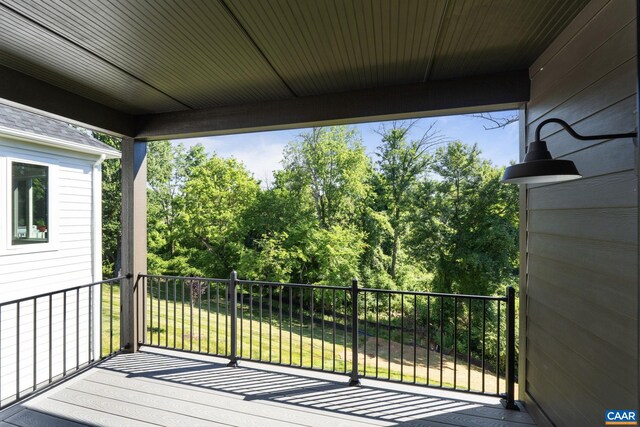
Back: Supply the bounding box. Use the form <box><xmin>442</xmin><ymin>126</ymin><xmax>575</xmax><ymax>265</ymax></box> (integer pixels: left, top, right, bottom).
<box><xmin>501</xmin><ymin>118</ymin><xmax>637</xmax><ymax>184</ymax></box>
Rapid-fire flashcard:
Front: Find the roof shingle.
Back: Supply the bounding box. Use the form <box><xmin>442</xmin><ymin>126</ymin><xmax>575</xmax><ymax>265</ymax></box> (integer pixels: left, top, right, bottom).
<box><xmin>0</xmin><ymin>103</ymin><xmax>120</xmax><ymax>155</ymax></box>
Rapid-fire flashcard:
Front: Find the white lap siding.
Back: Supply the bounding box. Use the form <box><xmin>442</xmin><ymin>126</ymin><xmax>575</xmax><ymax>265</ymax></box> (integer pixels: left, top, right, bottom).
<box><xmin>0</xmin><ymin>139</ymin><xmax>102</xmax><ymax>405</ymax></box>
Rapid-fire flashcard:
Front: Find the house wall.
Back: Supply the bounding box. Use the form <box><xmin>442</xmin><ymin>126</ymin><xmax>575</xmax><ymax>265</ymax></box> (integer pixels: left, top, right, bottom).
<box><xmin>522</xmin><ymin>0</ymin><xmax>638</xmax><ymax>425</ymax></box>
<box><xmin>0</xmin><ymin>139</ymin><xmax>103</xmax><ymax>405</ymax></box>
<box><xmin>0</xmin><ymin>139</ymin><xmax>101</xmax><ymax>298</ymax></box>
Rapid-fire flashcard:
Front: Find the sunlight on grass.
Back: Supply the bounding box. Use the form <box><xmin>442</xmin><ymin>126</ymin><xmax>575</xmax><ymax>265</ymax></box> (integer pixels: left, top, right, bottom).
<box><xmin>101</xmin><ymin>284</ymin><xmax>512</xmax><ymax>395</ymax></box>
<box><xmin>101</xmin><ymin>282</ymin><xmax>121</xmax><ymax>357</ymax></box>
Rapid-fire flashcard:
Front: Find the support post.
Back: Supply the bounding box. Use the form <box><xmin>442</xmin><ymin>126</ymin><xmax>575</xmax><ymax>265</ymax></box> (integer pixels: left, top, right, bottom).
<box><xmin>121</xmin><ymin>138</ymin><xmax>147</xmax><ymax>352</ymax></box>
<box><xmin>501</xmin><ymin>285</ymin><xmax>519</xmax><ymax>410</ymax></box>
<box><xmin>348</xmin><ymin>278</ymin><xmax>360</xmax><ymax>386</ymax></box>
<box><xmin>227</xmin><ymin>270</ymin><xmax>238</xmax><ymax>367</ymax></box>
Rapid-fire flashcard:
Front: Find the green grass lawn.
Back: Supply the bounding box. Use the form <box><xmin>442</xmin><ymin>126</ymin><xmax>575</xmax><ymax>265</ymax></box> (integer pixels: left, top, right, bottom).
<box><xmin>101</xmin><ymin>282</ymin><xmax>121</xmax><ymax>357</ymax></box>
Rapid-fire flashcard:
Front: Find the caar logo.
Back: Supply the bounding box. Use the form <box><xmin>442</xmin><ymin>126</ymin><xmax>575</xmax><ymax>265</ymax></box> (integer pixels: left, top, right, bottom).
<box><xmin>605</xmin><ymin>410</ymin><xmax>637</xmax><ymax>426</ymax></box>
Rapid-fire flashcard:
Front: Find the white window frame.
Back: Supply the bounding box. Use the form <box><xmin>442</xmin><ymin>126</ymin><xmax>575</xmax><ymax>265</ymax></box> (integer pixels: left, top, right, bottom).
<box><xmin>1</xmin><ymin>155</ymin><xmax>59</xmax><ymax>255</ymax></box>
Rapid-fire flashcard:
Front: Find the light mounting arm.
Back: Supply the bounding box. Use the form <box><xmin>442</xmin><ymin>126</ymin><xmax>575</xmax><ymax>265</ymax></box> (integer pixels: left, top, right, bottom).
<box><xmin>502</xmin><ymin>118</ymin><xmax>637</xmax><ymax>184</ymax></box>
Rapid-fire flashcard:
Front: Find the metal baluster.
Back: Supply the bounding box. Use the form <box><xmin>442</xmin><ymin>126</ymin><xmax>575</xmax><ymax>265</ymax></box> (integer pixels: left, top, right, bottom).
<box><xmin>502</xmin><ymin>287</ymin><xmax>518</xmax><ymax>410</ymax></box>
<box><xmin>165</xmin><ymin>279</ymin><xmax>169</xmax><ymax>348</ymax></box>
<box><xmin>344</xmin><ymin>290</ymin><xmax>347</xmax><ymax>374</ymax></box>
<box><xmin>289</xmin><ymin>286</ymin><xmax>293</xmax><ymax>365</ymax></box>
<box><xmin>63</xmin><ymin>293</ymin><xmax>67</xmax><ymax>375</ymax></box>
<box><xmin>89</xmin><ymin>287</ymin><xmax>93</xmax><ymax>362</ymax></box>
<box><xmin>76</xmin><ymin>288</ymin><xmax>80</xmax><ymax>371</ymax></box>
<box><xmin>208</xmin><ymin>281</ymin><xmax>211</xmax><ymax>354</ymax></box>
<box><xmin>190</xmin><ymin>279</ymin><xmax>194</xmax><ymax>352</ymax></box>
<box><xmin>348</xmin><ymin>279</ymin><xmax>359</xmax><ymax>386</ymax></box>
<box><xmin>239</xmin><ymin>283</ymin><xmax>243</xmax><ymax>358</ymax></box>
<box><xmin>439</xmin><ymin>296</ymin><xmax>443</xmax><ymax>387</ymax></box>
<box><xmin>49</xmin><ymin>295</ymin><xmax>53</xmax><ymax>382</ymax></box>
<box><xmin>259</xmin><ymin>284</ymin><xmax>263</xmax><ymax>361</ymax></box>
<box><xmin>149</xmin><ymin>279</ymin><xmax>153</xmax><ymax>346</ymax></box>
<box><xmin>426</xmin><ymin>295</ymin><xmax>430</xmax><ymax>386</ymax></box>
<box><xmin>225</xmin><ymin>279</ymin><xmax>230</xmax><ymax>357</ymax></box>
<box><xmin>17</xmin><ymin>302</ymin><xmax>20</xmax><ymax>399</ymax></box>
<box><xmin>181</xmin><ymin>278</ymin><xmax>185</xmax><ymax>351</ymax></box>
<box><xmin>376</xmin><ymin>292</ymin><xmax>379</xmax><ymax>378</ymax></box>
<box><xmin>32</xmin><ymin>298</ymin><xmax>36</xmax><ymax>391</ymax></box>
<box><xmin>279</xmin><ymin>285</ymin><xmax>283</xmax><ymax>364</ymax></box>
<box><xmin>227</xmin><ymin>271</ymin><xmax>238</xmax><ymax>367</ymax></box>
<box><xmin>363</xmin><ymin>290</ymin><xmax>366</xmax><ymax>378</ymax></box>
<box><xmin>269</xmin><ymin>284</ymin><xmax>272</xmax><ymax>363</ymax></box>
<box><xmin>321</xmin><ymin>288</ymin><xmax>325</xmax><ymax>371</ymax></box>
<box><xmin>333</xmin><ymin>289</ymin><xmax>336</xmax><ymax>372</ymax></box>
<box><xmin>173</xmin><ymin>279</ymin><xmax>177</xmax><ymax>349</ymax></box>
<box><xmin>249</xmin><ymin>284</ymin><xmax>253</xmax><ymax>359</ymax></box>
<box><xmin>482</xmin><ymin>299</ymin><xmax>486</xmax><ymax>393</ymax></box>
<box><xmin>310</xmin><ymin>287</ymin><xmax>314</xmax><ymax>368</ymax></box>
<box><xmin>0</xmin><ymin>306</ymin><xmax>2</xmax><ymax>407</ymax></box>
<box><xmin>454</xmin><ymin>296</ymin><xmax>457</xmax><ymax>389</ymax></box>
<box><xmin>158</xmin><ymin>278</ymin><xmax>162</xmax><ymax>347</ymax></box>
<box><xmin>216</xmin><ymin>281</ymin><xmax>220</xmax><ymax>355</ymax></box>
<box><xmin>413</xmin><ymin>294</ymin><xmax>417</xmax><ymax>384</ymax></box>
<box><xmin>401</xmin><ymin>294</ymin><xmax>404</xmax><ymax>382</ymax></box>
<box><xmin>299</xmin><ymin>288</ymin><xmax>303</xmax><ymax>367</ymax></box>
<box><xmin>388</xmin><ymin>294</ymin><xmax>391</xmax><ymax>380</ymax></box>
<box><xmin>468</xmin><ymin>298</ymin><xmax>472</xmax><ymax>391</ymax></box>
<box><xmin>198</xmin><ymin>280</ymin><xmax>203</xmax><ymax>353</ymax></box>
<box><xmin>497</xmin><ymin>299</ymin><xmax>501</xmax><ymax>394</ymax></box>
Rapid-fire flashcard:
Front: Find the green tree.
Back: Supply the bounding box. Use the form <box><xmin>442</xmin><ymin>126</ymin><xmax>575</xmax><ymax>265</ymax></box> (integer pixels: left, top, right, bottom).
<box><xmin>181</xmin><ymin>155</ymin><xmax>260</xmax><ymax>277</ymax></box>
<box><xmin>146</xmin><ymin>141</ymin><xmax>206</xmax><ymax>273</ymax></box>
<box><xmin>94</xmin><ymin>132</ymin><xmax>121</xmax><ymax>277</ymax></box>
<box><xmin>281</xmin><ymin>127</ymin><xmax>371</xmax><ymax>228</ymax></box>
<box><xmin>250</xmin><ymin>126</ymin><xmax>373</xmax><ymax>285</ymax></box>
<box><xmin>375</xmin><ymin>121</ymin><xmax>445</xmax><ymax>280</ymax></box>
<box><xmin>409</xmin><ymin>142</ymin><xmax>519</xmax><ymax>295</ymax></box>
<box><xmin>240</xmin><ymin>186</ymin><xmax>315</xmax><ymax>282</ymax></box>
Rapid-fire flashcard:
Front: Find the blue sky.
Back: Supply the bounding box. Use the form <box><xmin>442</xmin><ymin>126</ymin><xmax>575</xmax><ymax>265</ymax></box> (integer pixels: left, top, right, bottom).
<box><xmin>174</xmin><ymin>110</ymin><xmax>519</xmax><ymax>184</ymax></box>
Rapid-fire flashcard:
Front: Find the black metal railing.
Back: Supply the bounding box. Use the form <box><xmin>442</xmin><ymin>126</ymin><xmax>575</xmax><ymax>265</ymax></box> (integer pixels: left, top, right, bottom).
<box><xmin>140</xmin><ymin>273</ymin><xmax>517</xmax><ymax>406</ymax></box>
<box><xmin>0</xmin><ymin>277</ymin><xmax>124</xmax><ymax>410</ymax></box>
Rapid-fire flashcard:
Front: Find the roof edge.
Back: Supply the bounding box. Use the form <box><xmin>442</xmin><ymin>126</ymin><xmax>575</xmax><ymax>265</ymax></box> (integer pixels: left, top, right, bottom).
<box><xmin>0</xmin><ymin>125</ymin><xmax>121</xmax><ymax>159</ymax></box>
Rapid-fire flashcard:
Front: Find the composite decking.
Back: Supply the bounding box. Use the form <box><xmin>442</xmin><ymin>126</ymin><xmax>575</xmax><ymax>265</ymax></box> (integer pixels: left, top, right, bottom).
<box><xmin>0</xmin><ymin>347</ymin><xmax>535</xmax><ymax>427</ymax></box>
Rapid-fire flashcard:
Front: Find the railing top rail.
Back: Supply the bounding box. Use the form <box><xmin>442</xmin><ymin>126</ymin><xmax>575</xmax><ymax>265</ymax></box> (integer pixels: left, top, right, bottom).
<box><xmin>142</xmin><ymin>273</ymin><xmax>507</xmax><ymax>300</ymax></box>
<box><xmin>0</xmin><ymin>276</ymin><xmax>126</xmax><ymax>308</ymax></box>
<box><xmin>140</xmin><ymin>274</ymin><xmax>229</xmax><ymax>283</ymax></box>
<box><xmin>360</xmin><ymin>287</ymin><xmax>508</xmax><ymax>301</ymax></box>
<box><xmin>236</xmin><ymin>279</ymin><xmax>349</xmax><ymax>291</ymax></box>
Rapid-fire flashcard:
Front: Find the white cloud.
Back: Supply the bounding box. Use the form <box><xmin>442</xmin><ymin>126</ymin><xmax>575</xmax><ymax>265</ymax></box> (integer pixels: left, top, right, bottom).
<box><xmin>173</xmin><ymin>130</ymin><xmax>298</xmax><ymax>187</ymax></box>
<box><xmin>172</xmin><ymin>111</ymin><xmax>520</xmax><ymax>185</ymax></box>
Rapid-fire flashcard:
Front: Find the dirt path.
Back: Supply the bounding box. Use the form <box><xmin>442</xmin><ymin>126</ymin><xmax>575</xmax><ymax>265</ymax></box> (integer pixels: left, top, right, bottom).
<box><xmin>355</xmin><ymin>337</ymin><xmax>515</xmax><ymax>395</ymax></box>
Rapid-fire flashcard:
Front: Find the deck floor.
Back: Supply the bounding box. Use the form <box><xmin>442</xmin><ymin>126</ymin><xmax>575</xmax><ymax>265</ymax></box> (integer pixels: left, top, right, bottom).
<box><xmin>0</xmin><ymin>347</ymin><xmax>535</xmax><ymax>427</ymax></box>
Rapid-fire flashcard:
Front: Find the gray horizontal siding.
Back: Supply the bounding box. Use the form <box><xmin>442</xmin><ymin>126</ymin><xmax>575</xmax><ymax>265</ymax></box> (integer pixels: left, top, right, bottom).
<box><xmin>522</xmin><ymin>0</ymin><xmax>638</xmax><ymax>426</ymax></box>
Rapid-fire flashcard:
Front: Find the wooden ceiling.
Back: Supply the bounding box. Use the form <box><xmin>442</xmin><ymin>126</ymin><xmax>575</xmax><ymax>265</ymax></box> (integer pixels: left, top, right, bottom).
<box><xmin>0</xmin><ymin>0</ymin><xmax>589</xmax><ymax>139</ymax></box>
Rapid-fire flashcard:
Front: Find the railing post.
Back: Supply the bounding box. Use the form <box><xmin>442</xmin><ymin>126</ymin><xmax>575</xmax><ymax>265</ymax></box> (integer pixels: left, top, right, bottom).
<box><xmin>348</xmin><ymin>278</ymin><xmax>360</xmax><ymax>386</ymax></box>
<box><xmin>227</xmin><ymin>270</ymin><xmax>238</xmax><ymax>367</ymax></box>
<box><xmin>501</xmin><ymin>285</ymin><xmax>519</xmax><ymax>410</ymax></box>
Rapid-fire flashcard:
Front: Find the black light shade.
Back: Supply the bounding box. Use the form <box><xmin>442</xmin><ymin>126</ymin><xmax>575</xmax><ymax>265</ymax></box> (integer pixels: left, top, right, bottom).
<box><xmin>501</xmin><ymin>140</ymin><xmax>581</xmax><ymax>184</ymax></box>
<box><xmin>502</xmin><ymin>118</ymin><xmax>636</xmax><ymax>184</ymax></box>
<box><xmin>502</xmin><ymin>159</ymin><xmax>581</xmax><ymax>184</ymax></box>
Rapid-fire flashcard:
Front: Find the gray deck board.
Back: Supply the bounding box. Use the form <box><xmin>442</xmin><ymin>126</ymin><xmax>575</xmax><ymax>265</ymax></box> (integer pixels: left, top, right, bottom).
<box><xmin>3</xmin><ymin>408</ymin><xmax>92</xmax><ymax>427</ymax></box>
<box><xmin>0</xmin><ymin>348</ymin><xmax>535</xmax><ymax>427</ymax></box>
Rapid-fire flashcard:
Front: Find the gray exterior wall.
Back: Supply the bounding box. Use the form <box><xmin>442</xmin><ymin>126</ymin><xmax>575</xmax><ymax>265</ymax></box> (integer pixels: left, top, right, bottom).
<box><xmin>521</xmin><ymin>0</ymin><xmax>638</xmax><ymax>425</ymax></box>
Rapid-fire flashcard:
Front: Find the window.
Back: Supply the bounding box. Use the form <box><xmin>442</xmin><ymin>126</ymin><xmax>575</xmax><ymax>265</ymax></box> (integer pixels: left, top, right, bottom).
<box><xmin>11</xmin><ymin>162</ymin><xmax>49</xmax><ymax>245</ymax></box>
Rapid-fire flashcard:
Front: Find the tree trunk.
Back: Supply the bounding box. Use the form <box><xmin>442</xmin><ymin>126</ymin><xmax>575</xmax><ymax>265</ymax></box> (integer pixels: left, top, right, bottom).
<box><xmin>390</xmin><ymin>207</ymin><xmax>401</xmax><ymax>279</ymax></box>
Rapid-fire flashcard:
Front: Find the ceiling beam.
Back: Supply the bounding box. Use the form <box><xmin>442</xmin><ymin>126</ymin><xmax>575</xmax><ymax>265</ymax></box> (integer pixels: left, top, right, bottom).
<box><xmin>0</xmin><ymin>64</ymin><xmax>135</xmax><ymax>137</ymax></box>
<box><xmin>135</xmin><ymin>70</ymin><xmax>530</xmax><ymax>141</ymax></box>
